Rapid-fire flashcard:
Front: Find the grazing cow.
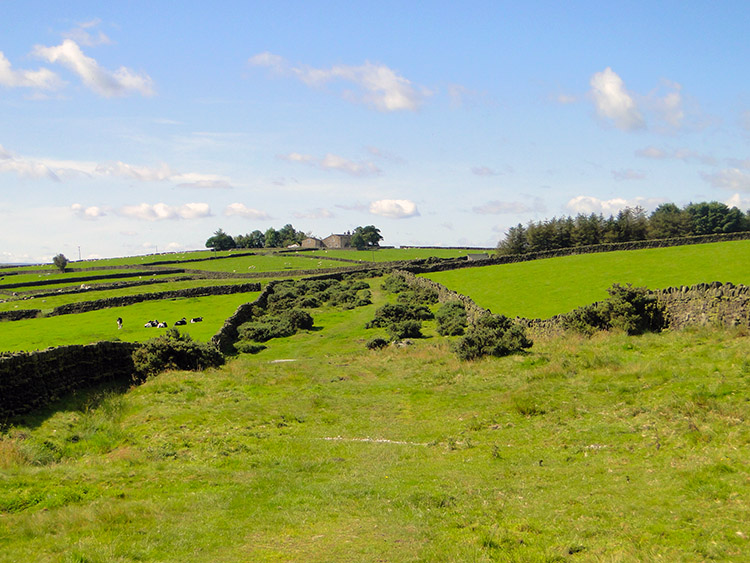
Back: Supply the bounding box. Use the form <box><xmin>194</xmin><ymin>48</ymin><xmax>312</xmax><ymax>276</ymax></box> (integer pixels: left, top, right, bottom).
<box><xmin>157</xmin><ymin>321</ymin><xmax>168</xmax><ymax>328</ymax></box>
<box><xmin>144</xmin><ymin>320</ymin><xmax>158</xmax><ymax>328</ymax></box>
<box><xmin>190</xmin><ymin>317</ymin><xmax>203</xmax><ymax>323</ymax></box>
<box><xmin>174</xmin><ymin>317</ymin><xmax>187</xmax><ymax>326</ymax></box>
<box><xmin>116</xmin><ymin>317</ymin><xmax>123</xmax><ymax>330</ymax></box>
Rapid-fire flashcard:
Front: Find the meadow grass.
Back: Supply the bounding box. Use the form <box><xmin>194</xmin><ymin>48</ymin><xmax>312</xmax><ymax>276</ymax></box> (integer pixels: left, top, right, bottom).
<box><xmin>1</xmin><ymin>279</ymin><xmax>748</xmax><ymax>561</ymax></box>
<box><xmin>0</xmin><ymin>292</ymin><xmax>260</xmax><ymax>352</ymax></box>
<box><xmin>424</xmin><ymin>240</ymin><xmax>750</xmax><ymax>318</ymax></box>
<box><xmin>306</xmin><ymin>247</ymin><xmax>478</xmax><ymax>262</ymax></box>
<box><xmin>0</xmin><ymin>278</ymin><xmax>257</xmax><ymax>314</ymax></box>
<box><xmin>182</xmin><ymin>253</ymin><xmax>357</xmax><ymax>273</ymax></box>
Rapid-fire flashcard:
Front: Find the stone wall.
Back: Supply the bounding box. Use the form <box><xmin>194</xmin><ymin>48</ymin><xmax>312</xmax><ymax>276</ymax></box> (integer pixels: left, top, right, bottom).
<box><xmin>210</xmin><ymin>281</ymin><xmax>279</xmax><ymax>353</ymax></box>
<box><xmin>395</xmin><ymin>270</ymin><xmax>489</xmax><ymax>325</ymax></box>
<box><xmin>42</xmin><ymin>283</ymin><xmax>261</xmax><ymax>317</ymax></box>
<box><xmin>0</xmin><ymin>309</ymin><xmax>41</xmax><ymax>322</ymax></box>
<box><xmin>0</xmin><ymin>341</ymin><xmax>138</xmax><ymax>419</ymax></box>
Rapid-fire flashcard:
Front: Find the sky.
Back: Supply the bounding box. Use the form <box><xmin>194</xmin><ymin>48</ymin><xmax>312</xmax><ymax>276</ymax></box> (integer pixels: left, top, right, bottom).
<box><xmin>2</xmin><ymin>1</ymin><xmax>750</xmax><ymax>263</ymax></box>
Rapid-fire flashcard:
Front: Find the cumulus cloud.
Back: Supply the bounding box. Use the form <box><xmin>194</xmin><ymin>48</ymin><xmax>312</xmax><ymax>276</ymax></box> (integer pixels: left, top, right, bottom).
<box><xmin>566</xmin><ymin>195</ymin><xmax>664</xmax><ymax>215</ymax></box>
<box><xmin>250</xmin><ymin>51</ymin><xmax>430</xmax><ymax>112</ymax></box>
<box><xmin>471</xmin><ymin>166</ymin><xmax>499</xmax><ymax>177</ymax></box>
<box><xmin>725</xmin><ymin>193</ymin><xmax>750</xmax><ymax>209</ymax></box>
<box><xmin>223</xmin><ymin>203</ymin><xmax>271</xmax><ymax>219</ymax></box>
<box><xmin>635</xmin><ymin>146</ymin><xmax>716</xmax><ymax>165</ymax></box>
<box><xmin>472</xmin><ymin>197</ymin><xmax>546</xmax><ymax>215</ymax></box>
<box><xmin>33</xmin><ymin>39</ymin><xmax>153</xmax><ymax>97</ymax></box>
<box><xmin>700</xmin><ymin>168</ymin><xmax>750</xmax><ymax>192</ymax></box>
<box><xmin>278</xmin><ymin>152</ymin><xmax>381</xmax><ymax>176</ymax></box>
<box><xmin>0</xmin><ymin>52</ymin><xmax>61</xmax><ymax>90</ymax></box>
<box><xmin>293</xmin><ymin>208</ymin><xmax>335</xmax><ymax>219</ymax></box>
<box><xmin>647</xmin><ymin>79</ymin><xmax>684</xmax><ymax>128</ymax></box>
<box><xmin>71</xmin><ymin>203</ymin><xmax>107</xmax><ymax>220</ymax></box>
<box><xmin>611</xmin><ymin>169</ymin><xmax>646</xmax><ymax>181</ymax></box>
<box><xmin>118</xmin><ymin>202</ymin><xmax>211</xmax><ymax>221</ymax></box>
<box><xmin>62</xmin><ymin>19</ymin><xmax>112</xmax><ymax>47</ymax></box>
<box><xmin>589</xmin><ymin>67</ymin><xmax>645</xmax><ymax>131</ymax></box>
<box><xmin>369</xmin><ymin>199</ymin><xmax>419</xmax><ymax>218</ymax></box>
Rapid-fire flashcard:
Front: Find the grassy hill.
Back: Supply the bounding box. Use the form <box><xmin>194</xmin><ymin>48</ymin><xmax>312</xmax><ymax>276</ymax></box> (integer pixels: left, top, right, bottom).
<box><xmin>1</xmin><ymin>283</ymin><xmax>748</xmax><ymax>561</ymax></box>
<box><xmin>1</xmin><ymin>242</ymin><xmax>750</xmax><ymax>560</ymax></box>
<box><xmin>424</xmin><ymin>240</ymin><xmax>750</xmax><ymax>319</ymax></box>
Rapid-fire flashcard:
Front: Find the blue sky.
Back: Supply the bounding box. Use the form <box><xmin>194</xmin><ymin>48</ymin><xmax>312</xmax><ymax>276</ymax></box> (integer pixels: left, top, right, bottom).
<box><xmin>2</xmin><ymin>1</ymin><xmax>750</xmax><ymax>262</ymax></box>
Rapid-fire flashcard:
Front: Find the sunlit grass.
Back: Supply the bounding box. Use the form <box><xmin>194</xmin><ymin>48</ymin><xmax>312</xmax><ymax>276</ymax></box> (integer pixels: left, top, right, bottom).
<box><xmin>424</xmin><ymin>240</ymin><xmax>750</xmax><ymax>318</ymax></box>
<box><xmin>0</xmin><ymin>292</ymin><xmax>260</xmax><ymax>351</ymax></box>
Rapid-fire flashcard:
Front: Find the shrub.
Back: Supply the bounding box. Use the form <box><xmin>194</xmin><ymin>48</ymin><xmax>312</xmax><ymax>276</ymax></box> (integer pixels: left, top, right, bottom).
<box><xmin>234</xmin><ymin>341</ymin><xmax>267</xmax><ymax>354</ymax></box>
<box><xmin>366</xmin><ymin>303</ymin><xmax>434</xmax><ymax>328</ymax></box>
<box><xmin>366</xmin><ymin>337</ymin><xmax>389</xmax><ymax>350</ymax></box>
<box><xmin>397</xmin><ymin>286</ymin><xmax>439</xmax><ymax>305</ymax></box>
<box><xmin>132</xmin><ymin>329</ymin><xmax>224</xmax><ymax>379</ymax></box>
<box><xmin>284</xmin><ymin>308</ymin><xmax>314</xmax><ymax>330</ymax></box>
<box><xmin>436</xmin><ymin>301</ymin><xmax>468</xmax><ymax>336</ymax></box>
<box><xmin>453</xmin><ymin>314</ymin><xmax>532</xmax><ymax>360</ymax></box>
<box><xmin>382</xmin><ymin>273</ymin><xmax>410</xmax><ymax>293</ymax></box>
<box><xmin>560</xmin><ymin>283</ymin><xmax>665</xmax><ymax>336</ymax></box>
<box><xmin>387</xmin><ymin>320</ymin><xmax>423</xmax><ymax>340</ymax></box>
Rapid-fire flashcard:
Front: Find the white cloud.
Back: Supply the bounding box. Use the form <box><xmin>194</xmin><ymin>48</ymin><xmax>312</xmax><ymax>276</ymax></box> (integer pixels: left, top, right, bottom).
<box><xmin>96</xmin><ymin>161</ymin><xmax>173</xmax><ymax>181</ymax></box>
<box><xmin>700</xmin><ymin>168</ymin><xmax>750</xmax><ymax>192</ymax></box>
<box><xmin>566</xmin><ymin>195</ymin><xmax>664</xmax><ymax>215</ymax></box>
<box><xmin>635</xmin><ymin>146</ymin><xmax>717</xmax><ymax>165</ymax></box>
<box><xmin>369</xmin><ymin>199</ymin><xmax>420</xmax><ymax>218</ymax></box>
<box><xmin>62</xmin><ymin>19</ymin><xmax>112</xmax><ymax>47</ymax></box>
<box><xmin>648</xmin><ymin>79</ymin><xmax>684</xmax><ymax>129</ymax></box>
<box><xmin>0</xmin><ymin>51</ymin><xmax>62</xmax><ymax>90</ymax></box>
<box><xmin>293</xmin><ymin>208</ymin><xmax>335</xmax><ymax>219</ymax></box>
<box><xmin>611</xmin><ymin>169</ymin><xmax>646</xmax><ymax>181</ymax></box>
<box><xmin>250</xmin><ymin>52</ymin><xmax>430</xmax><ymax>112</ymax></box>
<box><xmin>118</xmin><ymin>202</ymin><xmax>211</xmax><ymax>221</ymax></box>
<box><xmin>589</xmin><ymin>67</ymin><xmax>645</xmax><ymax>131</ymax></box>
<box><xmin>71</xmin><ymin>203</ymin><xmax>107</xmax><ymax>220</ymax></box>
<box><xmin>33</xmin><ymin>39</ymin><xmax>154</xmax><ymax>97</ymax></box>
<box><xmin>472</xmin><ymin>198</ymin><xmax>546</xmax><ymax>215</ymax></box>
<box><xmin>725</xmin><ymin>193</ymin><xmax>750</xmax><ymax>209</ymax></box>
<box><xmin>223</xmin><ymin>203</ymin><xmax>271</xmax><ymax>219</ymax></box>
<box><xmin>278</xmin><ymin>152</ymin><xmax>381</xmax><ymax>176</ymax></box>
<box><xmin>472</xmin><ymin>166</ymin><xmax>498</xmax><ymax>177</ymax></box>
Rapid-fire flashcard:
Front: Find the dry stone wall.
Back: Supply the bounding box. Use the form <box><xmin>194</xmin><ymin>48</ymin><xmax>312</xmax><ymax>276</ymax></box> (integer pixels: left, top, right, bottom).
<box><xmin>0</xmin><ymin>341</ymin><xmax>138</xmax><ymax>419</ymax></box>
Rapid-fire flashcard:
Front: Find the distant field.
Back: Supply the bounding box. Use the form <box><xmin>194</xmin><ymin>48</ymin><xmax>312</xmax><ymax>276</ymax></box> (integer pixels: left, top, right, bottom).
<box><xmin>424</xmin><ymin>240</ymin><xmax>750</xmax><ymax>318</ymax></box>
<box><xmin>0</xmin><ymin>292</ymin><xmax>260</xmax><ymax>352</ymax></box>
<box><xmin>306</xmin><ymin>247</ymin><xmax>479</xmax><ymax>262</ymax></box>
<box><xmin>183</xmin><ymin>253</ymin><xmax>354</xmax><ymax>273</ymax></box>
<box><xmin>0</xmin><ymin>279</ymin><xmax>258</xmax><ymax>314</ymax></box>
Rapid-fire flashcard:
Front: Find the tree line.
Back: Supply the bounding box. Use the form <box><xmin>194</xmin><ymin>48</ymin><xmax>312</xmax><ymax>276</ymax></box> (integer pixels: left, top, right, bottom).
<box><xmin>205</xmin><ymin>224</ymin><xmax>382</xmax><ymax>251</ymax></box>
<box><xmin>496</xmin><ymin>201</ymin><xmax>750</xmax><ymax>255</ymax></box>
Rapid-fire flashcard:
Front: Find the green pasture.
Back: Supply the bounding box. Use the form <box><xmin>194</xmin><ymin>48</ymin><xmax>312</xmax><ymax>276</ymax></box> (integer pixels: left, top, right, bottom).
<box><xmin>306</xmin><ymin>247</ymin><xmax>479</xmax><ymax>262</ymax></box>
<box><xmin>2</xmin><ymin>302</ymin><xmax>748</xmax><ymax>560</ymax></box>
<box><xmin>183</xmin><ymin>253</ymin><xmax>356</xmax><ymax>273</ymax></box>
<box><xmin>0</xmin><ymin>279</ymin><xmax>259</xmax><ymax>314</ymax></box>
<box><xmin>0</xmin><ymin>292</ymin><xmax>260</xmax><ymax>352</ymax></box>
<box><xmin>424</xmin><ymin>240</ymin><xmax>750</xmax><ymax>319</ymax></box>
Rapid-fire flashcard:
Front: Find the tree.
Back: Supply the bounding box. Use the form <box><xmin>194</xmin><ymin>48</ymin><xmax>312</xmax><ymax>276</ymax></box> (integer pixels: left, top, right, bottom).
<box><xmin>648</xmin><ymin>203</ymin><xmax>691</xmax><ymax>239</ymax></box>
<box><xmin>205</xmin><ymin>229</ymin><xmax>236</xmax><ymax>251</ymax></box>
<box><xmin>496</xmin><ymin>224</ymin><xmax>528</xmax><ymax>255</ymax></box>
<box><xmin>351</xmin><ymin>225</ymin><xmax>383</xmax><ymax>250</ymax></box>
<box><xmin>248</xmin><ymin>230</ymin><xmax>265</xmax><ymax>248</ymax></box>
<box><xmin>264</xmin><ymin>227</ymin><xmax>280</xmax><ymax>248</ymax></box>
<box><xmin>52</xmin><ymin>253</ymin><xmax>68</xmax><ymax>272</ymax></box>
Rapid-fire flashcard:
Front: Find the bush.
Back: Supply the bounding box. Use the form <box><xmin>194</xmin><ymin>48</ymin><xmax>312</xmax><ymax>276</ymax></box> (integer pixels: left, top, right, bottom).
<box><xmin>436</xmin><ymin>301</ymin><xmax>468</xmax><ymax>336</ymax></box>
<box><xmin>387</xmin><ymin>320</ymin><xmax>423</xmax><ymax>340</ymax></box>
<box><xmin>366</xmin><ymin>303</ymin><xmax>434</xmax><ymax>328</ymax></box>
<box><xmin>132</xmin><ymin>329</ymin><xmax>224</xmax><ymax>379</ymax></box>
<box><xmin>382</xmin><ymin>274</ymin><xmax>410</xmax><ymax>294</ymax></box>
<box><xmin>453</xmin><ymin>314</ymin><xmax>532</xmax><ymax>360</ymax></box>
<box><xmin>284</xmin><ymin>308</ymin><xmax>314</xmax><ymax>330</ymax></box>
<box><xmin>366</xmin><ymin>337</ymin><xmax>389</xmax><ymax>350</ymax></box>
<box><xmin>397</xmin><ymin>286</ymin><xmax>439</xmax><ymax>305</ymax></box>
<box><xmin>234</xmin><ymin>341</ymin><xmax>267</xmax><ymax>354</ymax></box>
<box><xmin>560</xmin><ymin>283</ymin><xmax>665</xmax><ymax>336</ymax></box>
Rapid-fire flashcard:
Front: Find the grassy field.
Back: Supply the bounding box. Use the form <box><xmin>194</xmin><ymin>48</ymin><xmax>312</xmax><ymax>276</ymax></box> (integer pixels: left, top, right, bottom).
<box><xmin>306</xmin><ymin>247</ymin><xmax>479</xmax><ymax>262</ymax></box>
<box><xmin>1</xmin><ymin>280</ymin><xmax>748</xmax><ymax>561</ymax></box>
<box><xmin>0</xmin><ymin>292</ymin><xmax>260</xmax><ymax>352</ymax></box>
<box><xmin>183</xmin><ymin>254</ymin><xmax>353</xmax><ymax>273</ymax></box>
<box><xmin>424</xmin><ymin>240</ymin><xmax>750</xmax><ymax>319</ymax></box>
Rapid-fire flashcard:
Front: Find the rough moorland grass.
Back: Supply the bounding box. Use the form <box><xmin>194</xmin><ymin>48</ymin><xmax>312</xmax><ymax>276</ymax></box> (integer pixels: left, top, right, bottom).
<box><xmin>1</xmin><ymin>320</ymin><xmax>748</xmax><ymax>561</ymax></box>
<box><xmin>0</xmin><ymin>292</ymin><xmax>260</xmax><ymax>352</ymax></box>
<box><xmin>424</xmin><ymin>240</ymin><xmax>750</xmax><ymax>318</ymax></box>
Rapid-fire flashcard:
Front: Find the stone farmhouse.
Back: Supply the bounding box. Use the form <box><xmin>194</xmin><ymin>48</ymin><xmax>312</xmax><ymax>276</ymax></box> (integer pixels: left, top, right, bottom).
<box><xmin>301</xmin><ymin>233</ymin><xmax>353</xmax><ymax>249</ymax></box>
